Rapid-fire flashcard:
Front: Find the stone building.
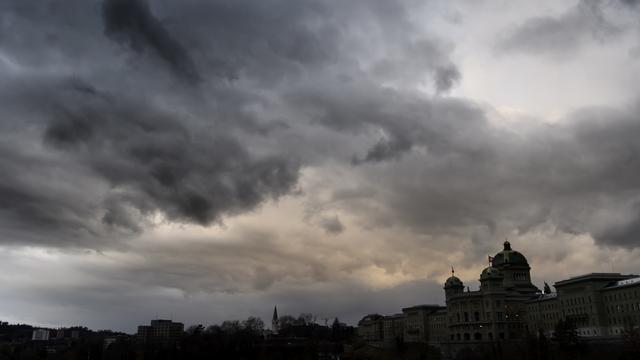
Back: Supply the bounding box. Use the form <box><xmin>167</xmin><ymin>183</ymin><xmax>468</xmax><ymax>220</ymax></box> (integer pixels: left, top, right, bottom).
<box><xmin>382</xmin><ymin>314</ymin><xmax>405</xmax><ymax>347</ymax></box>
<box><xmin>402</xmin><ymin>305</ymin><xmax>445</xmax><ymax>344</ymax></box>
<box><xmin>357</xmin><ymin>240</ymin><xmax>640</xmax><ymax>353</ymax></box>
<box><xmin>444</xmin><ymin>241</ymin><xmax>539</xmax><ymax>344</ymax></box>
<box><xmin>427</xmin><ymin>308</ymin><xmax>448</xmax><ymax>345</ymax></box>
<box><xmin>526</xmin><ymin>273</ymin><xmax>640</xmax><ymax>338</ymax></box>
<box><xmin>601</xmin><ymin>277</ymin><xmax>640</xmax><ymax>336</ymax></box>
<box><xmin>357</xmin><ymin>314</ymin><xmax>384</xmax><ymax>345</ymax></box>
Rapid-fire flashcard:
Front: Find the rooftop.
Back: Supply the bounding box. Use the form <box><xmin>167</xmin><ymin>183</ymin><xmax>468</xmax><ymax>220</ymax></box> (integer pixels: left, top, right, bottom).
<box><xmin>602</xmin><ymin>276</ymin><xmax>640</xmax><ymax>291</ymax></box>
<box><xmin>525</xmin><ymin>293</ymin><xmax>558</xmax><ymax>303</ymax></box>
<box><xmin>554</xmin><ymin>273</ymin><xmax>637</xmax><ymax>287</ymax></box>
<box><xmin>401</xmin><ymin>304</ymin><xmax>445</xmax><ymax>312</ymax></box>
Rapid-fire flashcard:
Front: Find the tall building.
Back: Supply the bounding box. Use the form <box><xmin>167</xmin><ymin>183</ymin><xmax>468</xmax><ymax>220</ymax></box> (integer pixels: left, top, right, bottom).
<box><xmin>136</xmin><ymin>319</ymin><xmax>184</xmax><ymax>345</ymax></box>
<box><xmin>358</xmin><ymin>240</ymin><xmax>640</xmax><ymax>354</ymax></box>
<box><xmin>31</xmin><ymin>329</ymin><xmax>50</xmax><ymax>341</ymax></box>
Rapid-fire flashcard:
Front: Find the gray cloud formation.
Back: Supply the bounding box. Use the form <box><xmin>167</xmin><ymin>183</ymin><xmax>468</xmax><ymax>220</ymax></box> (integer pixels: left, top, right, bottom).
<box><xmin>0</xmin><ymin>77</ymin><xmax>299</xmax><ymax>245</ymax></box>
<box><xmin>102</xmin><ymin>0</ymin><xmax>200</xmax><ymax>82</ymax></box>
<box><xmin>0</xmin><ymin>0</ymin><xmax>461</xmax><ymax>248</ymax></box>
<box><xmin>319</xmin><ymin>216</ymin><xmax>345</xmax><ymax>235</ymax></box>
<box><xmin>497</xmin><ymin>0</ymin><xmax>627</xmax><ymax>57</ymax></box>
<box><xmin>316</xmin><ymin>100</ymin><xmax>640</xmax><ymax>250</ymax></box>
<box><xmin>0</xmin><ymin>0</ymin><xmax>638</xmax><ymax>253</ymax></box>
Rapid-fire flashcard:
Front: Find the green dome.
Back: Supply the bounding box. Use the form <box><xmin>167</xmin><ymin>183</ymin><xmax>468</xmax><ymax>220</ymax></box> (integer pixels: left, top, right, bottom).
<box><xmin>492</xmin><ymin>241</ymin><xmax>529</xmax><ymax>267</ymax></box>
<box><xmin>445</xmin><ymin>275</ymin><xmax>463</xmax><ymax>288</ymax></box>
<box><xmin>480</xmin><ymin>266</ymin><xmax>501</xmax><ymax>280</ymax></box>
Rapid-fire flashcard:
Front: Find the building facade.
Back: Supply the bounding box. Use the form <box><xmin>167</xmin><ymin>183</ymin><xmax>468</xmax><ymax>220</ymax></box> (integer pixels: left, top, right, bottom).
<box><xmin>358</xmin><ymin>240</ymin><xmax>640</xmax><ymax>352</ymax></box>
<box><xmin>401</xmin><ymin>305</ymin><xmax>445</xmax><ymax>344</ymax></box>
<box><xmin>136</xmin><ymin>319</ymin><xmax>184</xmax><ymax>345</ymax></box>
<box><xmin>357</xmin><ymin>314</ymin><xmax>385</xmax><ymax>345</ymax></box>
<box><xmin>527</xmin><ymin>273</ymin><xmax>640</xmax><ymax>338</ymax></box>
<box><xmin>31</xmin><ymin>329</ymin><xmax>50</xmax><ymax>341</ymax></box>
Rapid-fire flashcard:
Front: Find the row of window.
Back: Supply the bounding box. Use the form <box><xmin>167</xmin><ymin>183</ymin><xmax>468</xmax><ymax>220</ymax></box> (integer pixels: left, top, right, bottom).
<box><xmin>449</xmin><ymin>332</ymin><xmax>507</xmax><ymax>341</ymax></box>
<box><xmin>529</xmin><ymin>312</ymin><xmax>559</xmax><ymax>322</ymax></box>
<box><xmin>452</xmin><ymin>311</ymin><xmax>508</xmax><ymax>323</ymax></box>
<box><xmin>609</xmin><ymin>314</ymin><xmax>640</xmax><ymax>325</ymax></box>
<box><xmin>606</xmin><ymin>303</ymin><xmax>640</xmax><ymax>314</ymax></box>
<box><xmin>564</xmin><ymin>306</ymin><xmax>592</xmax><ymax>315</ymax></box>
<box><xmin>450</xmin><ymin>299</ymin><xmax>503</xmax><ymax>310</ymax></box>
<box><xmin>604</xmin><ymin>289</ymin><xmax>639</xmax><ymax>302</ymax></box>
<box><xmin>512</xmin><ymin>273</ymin><xmax>528</xmax><ymax>281</ymax></box>
<box><xmin>532</xmin><ymin>302</ymin><xmax>557</xmax><ymax>311</ymax></box>
<box><xmin>561</xmin><ymin>295</ymin><xmax>591</xmax><ymax>307</ymax></box>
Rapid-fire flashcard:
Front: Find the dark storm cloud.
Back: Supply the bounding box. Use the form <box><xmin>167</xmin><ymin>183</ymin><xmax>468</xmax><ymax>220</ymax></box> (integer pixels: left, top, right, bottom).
<box><xmin>0</xmin><ymin>0</ymin><xmax>638</xmax><ymax>255</ymax></box>
<box><xmin>0</xmin><ymin>77</ymin><xmax>299</xmax><ymax>246</ymax></box>
<box><xmin>497</xmin><ymin>0</ymin><xmax>624</xmax><ymax>57</ymax></box>
<box><xmin>102</xmin><ymin>0</ymin><xmax>200</xmax><ymax>82</ymax></box>
<box><xmin>45</xmin><ymin>82</ymin><xmax>299</xmax><ymax>227</ymax></box>
<box><xmin>0</xmin><ymin>139</ymin><xmax>105</xmax><ymax>247</ymax></box>
<box><xmin>0</xmin><ymin>0</ymin><xmax>461</xmax><ymax>247</ymax></box>
<box><xmin>290</xmin><ymin>83</ymin><xmax>489</xmax><ymax>164</ymax></box>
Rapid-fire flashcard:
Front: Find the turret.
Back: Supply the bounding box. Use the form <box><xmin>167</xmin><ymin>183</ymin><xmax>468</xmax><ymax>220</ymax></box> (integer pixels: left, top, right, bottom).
<box><xmin>479</xmin><ymin>265</ymin><xmax>503</xmax><ymax>292</ymax></box>
<box><xmin>444</xmin><ymin>267</ymin><xmax>464</xmax><ymax>299</ymax></box>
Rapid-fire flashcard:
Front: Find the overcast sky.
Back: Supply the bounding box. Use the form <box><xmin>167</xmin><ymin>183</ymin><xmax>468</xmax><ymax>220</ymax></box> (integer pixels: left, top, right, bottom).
<box><xmin>2</xmin><ymin>0</ymin><xmax>640</xmax><ymax>333</ymax></box>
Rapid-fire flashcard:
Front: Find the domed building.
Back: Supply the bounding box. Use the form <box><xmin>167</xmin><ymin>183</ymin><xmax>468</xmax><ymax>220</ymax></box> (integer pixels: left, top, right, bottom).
<box><xmin>444</xmin><ymin>270</ymin><xmax>464</xmax><ymax>297</ymax></box>
<box><xmin>444</xmin><ymin>241</ymin><xmax>539</xmax><ymax>345</ymax></box>
<box><xmin>490</xmin><ymin>241</ymin><xmax>539</xmax><ymax>294</ymax></box>
<box><xmin>358</xmin><ymin>239</ymin><xmax>640</xmax><ymax>357</ymax></box>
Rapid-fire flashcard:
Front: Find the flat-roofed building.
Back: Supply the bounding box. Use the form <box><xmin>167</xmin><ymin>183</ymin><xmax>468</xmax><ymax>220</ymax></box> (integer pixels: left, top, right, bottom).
<box><xmin>137</xmin><ymin>319</ymin><xmax>184</xmax><ymax>345</ymax></box>
<box><xmin>427</xmin><ymin>308</ymin><xmax>448</xmax><ymax>345</ymax></box>
<box><xmin>600</xmin><ymin>276</ymin><xmax>640</xmax><ymax>336</ymax></box>
<box><xmin>357</xmin><ymin>314</ymin><xmax>384</xmax><ymax>345</ymax></box>
<box><xmin>32</xmin><ymin>329</ymin><xmax>50</xmax><ymax>341</ymax></box>
<box><xmin>402</xmin><ymin>304</ymin><xmax>445</xmax><ymax>343</ymax></box>
<box><xmin>526</xmin><ymin>273</ymin><xmax>639</xmax><ymax>338</ymax></box>
<box><xmin>382</xmin><ymin>314</ymin><xmax>405</xmax><ymax>346</ymax></box>
<box><xmin>525</xmin><ymin>293</ymin><xmax>559</xmax><ymax>337</ymax></box>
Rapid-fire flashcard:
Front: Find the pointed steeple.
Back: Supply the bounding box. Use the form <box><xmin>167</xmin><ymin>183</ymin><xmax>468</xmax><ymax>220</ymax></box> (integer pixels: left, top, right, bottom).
<box><xmin>271</xmin><ymin>306</ymin><xmax>279</xmax><ymax>333</ymax></box>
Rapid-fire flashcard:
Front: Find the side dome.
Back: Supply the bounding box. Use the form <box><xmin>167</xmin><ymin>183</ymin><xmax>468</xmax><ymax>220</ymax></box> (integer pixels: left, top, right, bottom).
<box><xmin>445</xmin><ymin>275</ymin><xmax>463</xmax><ymax>288</ymax></box>
<box><xmin>480</xmin><ymin>266</ymin><xmax>501</xmax><ymax>280</ymax></box>
<box><xmin>492</xmin><ymin>241</ymin><xmax>529</xmax><ymax>267</ymax></box>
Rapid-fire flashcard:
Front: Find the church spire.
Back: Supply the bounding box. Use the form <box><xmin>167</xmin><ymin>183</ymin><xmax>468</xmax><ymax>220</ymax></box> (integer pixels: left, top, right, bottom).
<box><xmin>272</xmin><ymin>306</ymin><xmax>279</xmax><ymax>333</ymax></box>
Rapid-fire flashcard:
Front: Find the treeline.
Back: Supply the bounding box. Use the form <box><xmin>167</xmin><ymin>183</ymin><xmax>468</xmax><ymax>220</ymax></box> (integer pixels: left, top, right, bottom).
<box><xmin>0</xmin><ymin>314</ymin><xmax>356</xmax><ymax>359</ymax></box>
<box><xmin>0</xmin><ymin>324</ymin><xmax>130</xmax><ymax>360</ymax></box>
<box><xmin>140</xmin><ymin>313</ymin><xmax>354</xmax><ymax>360</ymax></box>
